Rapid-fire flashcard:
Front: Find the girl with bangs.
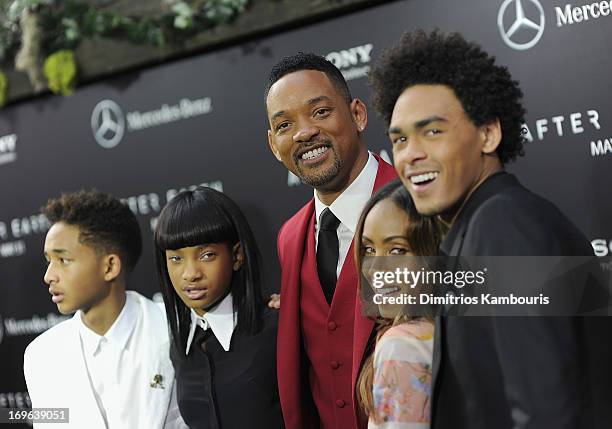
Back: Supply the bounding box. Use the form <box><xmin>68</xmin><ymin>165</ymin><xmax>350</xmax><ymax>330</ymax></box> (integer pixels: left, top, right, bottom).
<box><xmin>354</xmin><ymin>180</ymin><xmax>445</xmax><ymax>429</ymax></box>
<box><xmin>154</xmin><ymin>186</ymin><xmax>283</xmax><ymax>429</ymax></box>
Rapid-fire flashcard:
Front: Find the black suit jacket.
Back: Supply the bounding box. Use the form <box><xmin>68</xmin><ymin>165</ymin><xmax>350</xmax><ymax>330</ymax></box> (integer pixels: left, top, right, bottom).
<box><xmin>174</xmin><ymin>307</ymin><xmax>284</xmax><ymax>429</ymax></box>
<box><xmin>432</xmin><ymin>172</ymin><xmax>612</xmax><ymax>429</ymax></box>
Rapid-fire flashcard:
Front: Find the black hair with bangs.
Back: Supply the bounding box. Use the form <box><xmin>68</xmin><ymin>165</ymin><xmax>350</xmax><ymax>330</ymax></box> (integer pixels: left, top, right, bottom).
<box><xmin>154</xmin><ymin>186</ymin><xmax>264</xmax><ymax>360</ymax></box>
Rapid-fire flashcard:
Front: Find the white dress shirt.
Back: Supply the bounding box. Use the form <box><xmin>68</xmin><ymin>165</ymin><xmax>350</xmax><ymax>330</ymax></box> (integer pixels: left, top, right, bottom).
<box><xmin>25</xmin><ymin>290</ymin><xmax>185</xmax><ymax>429</ymax></box>
<box><xmin>314</xmin><ymin>151</ymin><xmax>378</xmax><ymax>278</ymax></box>
<box><xmin>186</xmin><ymin>293</ymin><xmax>237</xmax><ymax>353</ymax></box>
<box><xmin>78</xmin><ymin>293</ymin><xmax>138</xmax><ymax>428</ymax></box>
<box><xmin>76</xmin><ymin>293</ymin><xmax>185</xmax><ymax>429</ymax></box>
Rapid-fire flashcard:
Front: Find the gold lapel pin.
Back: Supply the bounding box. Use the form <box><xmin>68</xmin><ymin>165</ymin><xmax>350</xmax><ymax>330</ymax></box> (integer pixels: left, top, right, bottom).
<box><xmin>150</xmin><ymin>374</ymin><xmax>165</xmax><ymax>389</ymax></box>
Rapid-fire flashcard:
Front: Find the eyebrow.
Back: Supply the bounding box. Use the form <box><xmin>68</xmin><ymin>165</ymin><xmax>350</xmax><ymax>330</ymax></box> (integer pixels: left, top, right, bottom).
<box><xmin>361</xmin><ymin>235</ymin><xmax>409</xmax><ymax>243</ymax></box>
<box><xmin>44</xmin><ymin>249</ymin><xmax>69</xmax><ymax>256</ymax></box>
<box><xmin>271</xmin><ymin>110</ymin><xmax>286</xmax><ymax>122</ymax></box>
<box><xmin>383</xmin><ymin>236</ymin><xmax>410</xmax><ymax>243</ymax></box>
<box><xmin>388</xmin><ymin>115</ymin><xmax>448</xmax><ymax>134</ymax></box>
<box><xmin>307</xmin><ymin>95</ymin><xmax>332</xmax><ymax>105</ymax></box>
<box><xmin>270</xmin><ymin>95</ymin><xmax>333</xmax><ymax>123</ymax></box>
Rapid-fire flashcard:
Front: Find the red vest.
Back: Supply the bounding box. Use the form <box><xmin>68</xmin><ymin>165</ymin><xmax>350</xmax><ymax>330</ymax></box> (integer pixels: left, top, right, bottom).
<box><xmin>276</xmin><ymin>156</ymin><xmax>398</xmax><ymax>429</ymax></box>
<box><xmin>300</xmin><ymin>214</ymin><xmax>358</xmax><ymax>429</ymax></box>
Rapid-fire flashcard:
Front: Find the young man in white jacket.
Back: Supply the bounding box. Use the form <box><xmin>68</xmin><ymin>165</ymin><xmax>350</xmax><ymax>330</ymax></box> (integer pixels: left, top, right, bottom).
<box><xmin>23</xmin><ymin>190</ymin><xmax>186</xmax><ymax>429</ymax></box>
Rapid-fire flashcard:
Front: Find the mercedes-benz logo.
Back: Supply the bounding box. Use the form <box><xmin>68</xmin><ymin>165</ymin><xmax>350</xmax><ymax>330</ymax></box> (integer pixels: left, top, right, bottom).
<box><xmin>91</xmin><ymin>99</ymin><xmax>125</xmax><ymax>149</ymax></box>
<box><xmin>498</xmin><ymin>0</ymin><xmax>545</xmax><ymax>51</ymax></box>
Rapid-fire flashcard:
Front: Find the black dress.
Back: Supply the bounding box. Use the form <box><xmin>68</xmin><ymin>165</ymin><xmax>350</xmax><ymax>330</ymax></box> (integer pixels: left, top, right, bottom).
<box><xmin>174</xmin><ymin>307</ymin><xmax>284</xmax><ymax>429</ymax></box>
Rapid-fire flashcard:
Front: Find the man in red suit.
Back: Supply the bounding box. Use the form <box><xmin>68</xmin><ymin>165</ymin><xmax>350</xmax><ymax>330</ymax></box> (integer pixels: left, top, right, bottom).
<box><xmin>264</xmin><ymin>53</ymin><xmax>397</xmax><ymax>429</ymax></box>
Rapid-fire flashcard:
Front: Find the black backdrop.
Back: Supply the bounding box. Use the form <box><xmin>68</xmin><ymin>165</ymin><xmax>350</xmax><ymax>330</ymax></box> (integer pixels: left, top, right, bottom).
<box><xmin>1</xmin><ymin>0</ymin><xmax>611</xmax><ymax>422</ymax></box>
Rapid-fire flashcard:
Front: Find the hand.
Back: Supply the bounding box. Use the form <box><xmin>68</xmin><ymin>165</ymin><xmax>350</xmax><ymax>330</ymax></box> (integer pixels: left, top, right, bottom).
<box><xmin>268</xmin><ymin>293</ymin><xmax>281</xmax><ymax>309</ymax></box>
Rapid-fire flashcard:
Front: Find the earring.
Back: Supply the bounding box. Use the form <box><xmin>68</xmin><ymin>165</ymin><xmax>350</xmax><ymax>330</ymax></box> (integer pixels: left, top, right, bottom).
<box><xmin>233</xmin><ymin>259</ymin><xmax>242</xmax><ymax>271</ymax></box>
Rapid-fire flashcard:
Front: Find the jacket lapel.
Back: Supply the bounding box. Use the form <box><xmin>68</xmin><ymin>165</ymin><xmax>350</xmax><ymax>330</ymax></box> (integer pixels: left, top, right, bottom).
<box><xmin>130</xmin><ymin>292</ymin><xmax>175</xmax><ymax>429</ymax></box>
<box><xmin>352</xmin><ymin>155</ymin><xmax>398</xmax><ymax>376</ymax></box>
<box><xmin>277</xmin><ymin>201</ymin><xmax>316</xmax><ymax>429</ymax></box>
<box><xmin>351</xmin><ymin>155</ymin><xmax>398</xmax><ymax>425</ymax></box>
<box><xmin>432</xmin><ymin>172</ymin><xmax>518</xmax><ymax>422</ymax></box>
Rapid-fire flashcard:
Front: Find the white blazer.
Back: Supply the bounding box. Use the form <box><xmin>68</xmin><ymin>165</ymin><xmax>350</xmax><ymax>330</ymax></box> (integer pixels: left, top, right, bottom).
<box><xmin>23</xmin><ymin>291</ymin><xmax>183</xmax><ymax>429</ymax></box>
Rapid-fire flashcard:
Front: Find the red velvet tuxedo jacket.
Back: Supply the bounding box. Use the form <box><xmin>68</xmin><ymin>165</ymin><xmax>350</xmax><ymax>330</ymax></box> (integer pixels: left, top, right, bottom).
<box><xmin>276</xmin><ymin>155</ymin><xmax>397</xmax><ymax>429</ymax></box>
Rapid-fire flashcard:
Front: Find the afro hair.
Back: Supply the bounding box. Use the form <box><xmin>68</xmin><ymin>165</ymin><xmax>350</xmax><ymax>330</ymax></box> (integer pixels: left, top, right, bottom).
<box><xmin>369</xmin><ymin>30</ymin><xmax>526</xmax><ymax>164</ymax></box>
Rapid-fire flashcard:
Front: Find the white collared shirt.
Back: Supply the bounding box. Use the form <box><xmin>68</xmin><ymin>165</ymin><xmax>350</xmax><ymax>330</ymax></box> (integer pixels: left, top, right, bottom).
<box><xmin>77</xmin><ymin>293</ymin><xmax>186</xmax><ymax>429</ymax></box>
<box><xmin>78</xmin><ymin>293</ymin><xmax>138</xmax><ymax>428</ymax></box>
<box><xmin>186</xmin><ymin>293</ymin><xmax>237</xmax><ymax>353</ymax></box>
<box><xmin>314</xmin><ymin>151</ymin><xmax>378</xmax><ymax>278</ymax></box>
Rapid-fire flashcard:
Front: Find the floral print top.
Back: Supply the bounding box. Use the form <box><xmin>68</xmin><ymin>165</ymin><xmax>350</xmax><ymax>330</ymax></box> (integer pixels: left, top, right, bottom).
<box><xmin>368</xmin><ymin>320</ymin><xmax>434</xmax><ymax>429</ymax></box>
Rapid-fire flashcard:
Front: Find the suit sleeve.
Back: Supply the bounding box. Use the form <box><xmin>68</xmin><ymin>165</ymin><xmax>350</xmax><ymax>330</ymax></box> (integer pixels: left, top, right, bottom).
<box><xmin>23</xmin><ymin>342</ymin><xmax>49</xmax><ymax>429</ymax></box>
<box><xmin>462</xmin><ymin>198</ymin><xmax>582</xmax><ymax>429</ymax></box>
<box><xmin>23</xmin><ymin>343</ymin><xmax>39</xmax><ymax>408</ymax></box>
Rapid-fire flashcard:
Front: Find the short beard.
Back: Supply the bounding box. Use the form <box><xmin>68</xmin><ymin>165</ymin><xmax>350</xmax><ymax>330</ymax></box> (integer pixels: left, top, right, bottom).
<box><xmin>294</xmin><ymin>145</ymin><xmax>342</xmax><ymax>188</ymax></box>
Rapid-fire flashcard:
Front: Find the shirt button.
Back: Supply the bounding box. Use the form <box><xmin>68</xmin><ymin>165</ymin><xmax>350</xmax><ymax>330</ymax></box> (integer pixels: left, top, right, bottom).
<box><xmin>327</xmin><ymin>321</ymin><xmax>337</xmax><ymax>331</ymax></box>
<box><xmin>330</xmin><ymin>361</ymin><xmax>340</xmax><ymax>369</ymax></box>
<box><xmin>335</xmin><ymin>399</ymin><xmax>346</xmax><ymax>408</ymax></box>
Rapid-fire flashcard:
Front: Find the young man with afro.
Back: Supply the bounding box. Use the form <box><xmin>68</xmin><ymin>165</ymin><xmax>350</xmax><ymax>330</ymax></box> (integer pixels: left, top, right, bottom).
<box><xmin>369</xmin><ymin>30</ymin><xmax>612</xmax><ymax>429</ymax></box>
